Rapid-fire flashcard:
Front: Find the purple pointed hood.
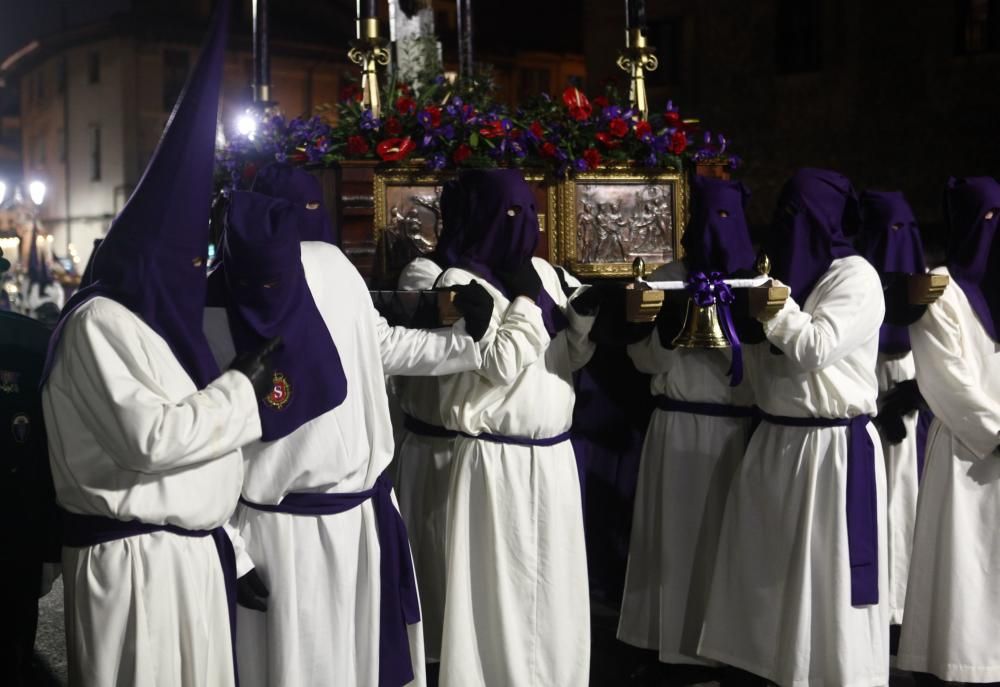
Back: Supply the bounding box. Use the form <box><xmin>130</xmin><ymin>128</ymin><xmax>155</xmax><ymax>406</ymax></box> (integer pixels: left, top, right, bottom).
<box><xmin>430</xmin><ymin>177</ymin><xmax>467</xmax><ymax>269</ymax></box>
<box><xmin>219</xmin><ymin>190</ymin><xmax>347</xmax><ymax>441</ymax></box>
<box><xmin>682</xmin><ymin>176</ymin><xmax>756</xmax><ymax>276</ymax></box>
<box><xmin>446</xmin><ymin>168</ymin><xmax>567</xmax><ymax>337</ymax></box>
<box><xmin>944</xmin><ymin>176</ymin><xmax>1000</xmax><ymax>342</ymax></box>
<box><xmin>27</xmin><ymin>227</ymin><xmax>53</xmax><ymax>287</ymax></box>
<box><xmin>251</xmin><ymin>163</ymin><xmax>338</xmax><ymax>244</ymax></box>
<box><xmin>859</xmin><ymin>190</ymin><xmax>926</xmax><ymax>354</ymax></box>
<box><xmin>43</xmin><ymin>0</ymin><xmax>231</xmax><ymax>388</ymax></box>
<box><xmin>762</xmin><ymin>168</ymin><xmax>858</xmax><ymax>304</ymax></box>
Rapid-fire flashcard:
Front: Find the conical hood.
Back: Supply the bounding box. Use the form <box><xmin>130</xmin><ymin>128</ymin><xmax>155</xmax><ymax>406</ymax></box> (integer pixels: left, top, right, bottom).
<box><xmin>44</xmin><ymin>0</ymin><xmax>232</xmax><ymax>388</ymax></box>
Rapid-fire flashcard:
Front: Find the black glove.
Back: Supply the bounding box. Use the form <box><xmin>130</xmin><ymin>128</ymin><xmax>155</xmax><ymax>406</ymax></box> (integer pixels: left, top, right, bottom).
<box><xmin>236</xmin><ymin>568</ymin><xmax>269</xmax><ymax>612</ymax></box>
<box><xmin>874</xmin><ymin>406</ymin><xmax>908</xmax><ymax>444</ymax></box>
<box><xmin>875</xmin><ymin>380</ymin><xmax>927</xmax><ymax>444</ymax></box>
<box><xmin>451</xmin><ymin>280</ymin><xmax>494</xmax><ymax>342</ymax></box>
<box><xmin>498</xmin><ymin>261</ymin><xmax>542</xmax><ymax>301</ymax></box>
<box><xmin>555</xmin><ymin>267</ymin><xmax>578</xmax><ymax>297</ymax></box>
<box><xmin>230</xmin><ymin>336</ymin><xmax>283</xmax><ymax>401</ymax></box>
<box><xmin>654</xmin><ymin>292</ymin><xmax>689</xmax><ymax>350</ymax></box>
<box><xmin>883</xmin><ymin>274</ymin><xmax>928</xmax><ymax>326</ymax></box>
<box><xmin>570</xmin><ymin>282</ymin><xmax>620</xmax><ymax>316</ymax></box>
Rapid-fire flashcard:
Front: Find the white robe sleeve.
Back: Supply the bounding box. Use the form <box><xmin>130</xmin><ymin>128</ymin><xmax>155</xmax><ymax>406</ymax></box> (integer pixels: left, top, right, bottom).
<box><xmin>763</xmin><ymin>260</ymin><xmax>885</xmax><ymax>373</ymax></box>
<box><xmin>910</xmin><ymin>295</ymin><xmax>1000</xmax><ymax>459</ymax></box>
<box><xmin>439</xmin><ymin>267</ymin><xmax>551</xmax><ymax>387</ymax></box>
<box><xmin>539</xmin><ymin>259</ymin><xmax>595</xmax><ymax>372</ymax></box>
<box><xmin>374</xmin><ymin>307</ymin><xmax>484</xmax><ymax>377</ymax></box>
<box><xmin>61</xmin><ymin>305</ymin><xmax>263</xmax><ymax>474</ymax></box>
<box><xmin>627</xmin><ymin>331</ymin><xmax>676</xmax><ymax>375</ymax></box>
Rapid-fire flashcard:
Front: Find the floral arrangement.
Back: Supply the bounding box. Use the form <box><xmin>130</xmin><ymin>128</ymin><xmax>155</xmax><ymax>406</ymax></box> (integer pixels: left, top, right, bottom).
<box><xmin>218</xmin><ymin>77</ymin><xmax>740</xmax><ymax>187</ymax></box>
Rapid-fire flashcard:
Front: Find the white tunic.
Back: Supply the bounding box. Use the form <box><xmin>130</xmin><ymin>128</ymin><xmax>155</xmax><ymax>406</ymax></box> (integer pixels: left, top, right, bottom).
<box><xmin>699</xmin><ymin>256</ymin><xmax>890</xmax><ymax>687</ymax></box>
<box><xmin>436</xmin><ymin>258</ymin><xmax>596</xmax><ymax>687</ymax></box>
<box><xmin>204</xmin><ymin>242</ymin><xmax>486</xmax><ymax>687</ymax></box>
<box><xmin>42</xmin><ymin>297</ymin><xmax>263</xmax><ymax>687</ymax></box>
<box><xmin>896</xmin><ymin>270</ymin><xmax>1000</xmax><ymax>683</ymax></box>
<box><xmin>617</xmin><ymin>261</ymin><xmax>755</xmax><ymax>665</ymax></box>
<box><xmin>393</xmin><ymin>256</ymin><xmax>452</xmax><ymax>663</ymax></box>
<box><xmin>874</xmin><ymin>351</ymin><xmax>920</xmax><ymax>626</ymax></box>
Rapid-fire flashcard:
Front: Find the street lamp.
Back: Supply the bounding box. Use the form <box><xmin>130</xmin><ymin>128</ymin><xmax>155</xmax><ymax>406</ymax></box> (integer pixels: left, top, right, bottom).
<box><xmin>236</xmin><ymin>110</ymin><xmax>258</xmax><ymax>139</ymax></box>
<box><xmin>29</xmin><ymin>180</ymin><xmax>47</xmax><ymax>207</ymax></box>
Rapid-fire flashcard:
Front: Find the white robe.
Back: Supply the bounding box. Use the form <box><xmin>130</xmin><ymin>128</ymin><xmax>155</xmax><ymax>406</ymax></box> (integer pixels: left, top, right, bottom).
<box><xmin>874</xmin><ymin>351</ymin><xmax>920</xmax><ymax>626</ymax></box>
<box><xmin>204</xmin><ymin>242</ymin><xmax>487</xmax><ymax>687</ymax></box>
<box><xmin>436</xmin><ymin>258</ymin><xmax>595</xmax><ymax>687</ymax></box>
<box><xmin>42</xmin><ymin>296</ymin><xmax>263</xmax><ymax>687</ymax></box>
<box><xmin>896</xmin><ymin>270</ymin><xmax>1000</xmax><ymax>683</ymax></box>
<box><xmin>617</xmin><ymin>260</ymin><xmax>755</xmax><ymax>665</ymax></box>
<box><xmin>699</xmin><ymin>256</ymin><xmax>890</xmax><ymax>687</ymax></box>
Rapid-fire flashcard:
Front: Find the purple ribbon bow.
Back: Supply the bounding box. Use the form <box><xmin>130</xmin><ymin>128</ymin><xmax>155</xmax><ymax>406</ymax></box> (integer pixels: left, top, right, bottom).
<box><xmin>685</xmin><ymin>271</ymin><xmax>743</xmax><ymax>386</ymax></box>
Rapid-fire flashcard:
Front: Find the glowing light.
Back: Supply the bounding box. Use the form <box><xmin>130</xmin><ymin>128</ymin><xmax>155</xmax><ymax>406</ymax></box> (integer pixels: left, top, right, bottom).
<box><xmin>236</xmin><ymin>112</ymin><xmax>258</xmax><ymax>139</ymax></box>
<box><xmin>0</xmin><ymin>181</ymin><xmax>6</xmax><ymax>205</ymax></box>
<box><xmin>28</xmin><ymin>180</ymin><xmax>46</xmax><ymax>206</ymax></box>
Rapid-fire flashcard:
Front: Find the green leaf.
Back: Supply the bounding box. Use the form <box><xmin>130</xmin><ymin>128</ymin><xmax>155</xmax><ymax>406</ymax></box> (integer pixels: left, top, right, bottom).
<box><xmin>469</xmin><ymin>132</ymin><xmax>480</xmax><ymax>148</ymax></box>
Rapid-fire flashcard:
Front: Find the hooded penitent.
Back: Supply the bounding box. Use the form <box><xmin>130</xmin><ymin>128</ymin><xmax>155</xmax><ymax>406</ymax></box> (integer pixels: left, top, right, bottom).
<box><xmin>858</xmin><ymin>191</ymin><xmax>927</xmax><ymax>354</ymax></box>
<box><xmin>251</xmin><ymin>163</ymin><xmax>338</xmax><ymax>244</ymax></box>
<box><xmin>682</xmin><ymin>175</ymin><xmax>756</xmax><ymax>276</ymax></box>
<box><xmin>762</xmin><ymin>168</ymin><xmax>858</xmax><ymax>304</ymax></box>
<box><xmin>43</xmin><ymin>0</ymin><xmax>232</xmax><ymax>388</ymax></box>
<box><xmin>440</xmin><ymin>168</ymin><xmax>567</xmax><ymax>336</ymax></box>
<box><xmin>944</xmin><ymin>176</ymin><xmax>1000</xmax><ymax>343</ymax></box>
<box><xmin>219</xmin><ymin>191</ymin><xmax>347</xmax><ymax>441</ymax></box>
<box><xmin>27</xmin><ymin>227</ymin><xmax>53</xmax><ymax>289</ymax></box>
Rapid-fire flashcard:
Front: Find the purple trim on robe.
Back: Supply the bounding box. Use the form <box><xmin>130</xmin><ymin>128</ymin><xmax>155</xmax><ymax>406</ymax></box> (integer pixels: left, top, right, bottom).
<box><xmin>654</xmin><ymin>396</ymin><xmax>756</xmax><ymax>418</ymax></box>
<box><xmin>759</xmin><ymin>412</ymin><xmax>878</xmax><ymax>607</ymax></box>
<box><xmin>60</xmin><ymin>509</ymin><xmax>240</xmax><ymax>685</ymax></box>
<box><xmin>402</xmin><ymin>414</ymin><xmax>459</xmax><ymax>439</ymax></box>
<box><xmin>239</xmin><ymin>474</ymin><xmax>419</xmax><ymax>687</ymax></box>
<box><xmin>457</xmin><ymin>428</ymin><xmax>572</xmax><ymax>447</ymax></box>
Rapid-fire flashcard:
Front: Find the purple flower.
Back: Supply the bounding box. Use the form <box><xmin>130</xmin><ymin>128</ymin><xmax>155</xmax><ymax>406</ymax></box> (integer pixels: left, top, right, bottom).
<box><xmin>602</xmin><ymin>105</ymin><xmax>623</xmax><ymax>121</ymax></box>
<box><xmin>573</xmin><ymin>157</ymin><xmax>588</xmax><ymax>172</ymax></box>
<box><xmin>426</xmin><ymin>153</ymin><xmax>447</xmax><ymax>170</ymax></box>
<box><xmin>359</xmin><ymin>109</ymin><xmax>382</xmax><ymax>132</ymax></box>
<box><xmin>274</xmin><ymin>150</ymin><xmax>288</xmax><ymax>163</ymax></box>
<box><xmin>438</xmin><ymin>124</ymin><xmax>456</xmax><ymax>140</ymax></box>
<box><xmin>703</xmin><ymin>131</ymin><xmax>713</xmax><ymax>146</ymax></box>
<box><xmin>644</xmin><ymin>153</ymin><xmax>658</xmax><ymax>167</ymax></box>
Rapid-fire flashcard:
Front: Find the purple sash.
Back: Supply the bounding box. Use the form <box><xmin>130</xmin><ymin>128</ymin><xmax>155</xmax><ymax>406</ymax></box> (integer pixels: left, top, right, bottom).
<box><xmin>759</xmin><ymin>411</ymin><xmax>878</xmax><ymax>607</ymax></box>
<box><xmin>61</xmin><ymin>509</ymin><xmax>240</xmax><ymax>684</ymax></box>
<box><xmin>654</xmin><ymin>396</ymin><xmax>756</xmax><ymax>418</ymax></box>
<box><xmin>457</xmin><ymin>429</ymin><xmax>572</xmax><ymax>447</ymax></box>
<box><xmin>239</xmin><ymin>474</ymin><xmax>419</xmax><ymax>687</ymax></box>
<box><xmin>403</xmin><ymin>414</ymin><xmax>459</xmax><ymax>439</ymax></box>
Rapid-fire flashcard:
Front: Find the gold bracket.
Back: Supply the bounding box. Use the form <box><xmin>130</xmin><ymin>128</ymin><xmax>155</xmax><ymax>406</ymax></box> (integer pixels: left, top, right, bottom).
<box><xmin>348</xmin><ymin>18</ymin><xmax>391</xmax><ymax>119</ymax></box>
<box><xmin>616</xmin><ymin>28</ymin><xmax>658</xmax><ymax>120</ymax></box>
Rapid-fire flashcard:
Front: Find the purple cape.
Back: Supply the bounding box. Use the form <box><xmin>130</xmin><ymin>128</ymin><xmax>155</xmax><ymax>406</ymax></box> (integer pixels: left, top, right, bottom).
<box><xmin>440</xmin><ymin>168</ymin><xmax>567</xmax><ymax>337</ymax></box>
<box><xmin>858</xmin><ymin>190</ymin><xmax>926</xmax><ymax>354</ymax></box>
<box><xmin>216</xmin><ymin>190</ymin><xmax>347</xmax><ymax>442</ymax></box>
<box><xmin>944</xmin><ymin>176</ymin><xmax>1000</xmax><ymax>343</ymax></box>
<box><xmin>762</xmin><ymin>168</ymin><xmax>858</xmax><ymax>304</ymax></box>
<box><xmin>682</xmin><ymin>175</ymin><xmax>756</xmax><ymax>275</ymax></box>
<box><xmin>251</xmin><ymin>163</ymin><xmax>338</xmax><ymax>245</ymax></box>
<box><xmin>42</xmin><ymin>0</ymin><xmax>231</xmax><ymax>389</ymax></box>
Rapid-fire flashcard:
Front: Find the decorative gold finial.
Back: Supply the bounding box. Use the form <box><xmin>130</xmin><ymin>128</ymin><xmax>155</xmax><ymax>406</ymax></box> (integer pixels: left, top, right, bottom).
<box><xmin>632</xmin><ymin>256</ymin><xmax>646</xmax><ymax>281</ymax></box>
<box><xmin>348</xmin><ymin>18</ymin><xmax>391</xmax><ymax>119</ymax></box>
<box><xmin>616</xmin><ymin>29</ymin><xmax>658</xmax><ymax>120</ymax></box>
<box><xmin>755</xmin><ymin>251</ymin><xmax>771</xmax><ymax>276</ymax></box>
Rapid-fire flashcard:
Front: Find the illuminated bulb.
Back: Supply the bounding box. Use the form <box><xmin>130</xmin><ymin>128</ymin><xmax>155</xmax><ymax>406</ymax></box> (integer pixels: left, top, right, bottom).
<box><xmin>236</xmin><ymin>112</ymin><xmax>257</xmax><ymax>139</ymax></box>
<box><xmin>29</xmin><ymin>180</ymin><xmax>46</xmax><ymax>206</ymax></box>
<box><xmin>0</xmin><ymin>181</ymin><xmax>7</xmax><ymax>205</ymax></box>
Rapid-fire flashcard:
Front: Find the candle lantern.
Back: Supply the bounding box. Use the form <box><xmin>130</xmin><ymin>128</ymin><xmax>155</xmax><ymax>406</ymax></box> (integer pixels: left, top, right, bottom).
<box><xmin>349</xmin><ymin>14</ymin><xmax>391</xmax><ymax>119</ymax></box>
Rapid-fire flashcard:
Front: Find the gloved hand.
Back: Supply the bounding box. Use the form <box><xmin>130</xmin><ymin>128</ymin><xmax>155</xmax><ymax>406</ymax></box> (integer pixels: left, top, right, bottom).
<box><xmin>875</xmin><ymin>380</ymin><xmax>927</xmax><ymax>444</ymax></box>
<box><xmin>570</xmin><ymin>282</ymin><xmax>620</xmax><ymax>316</ymax></box>
<box><xmin>451</xmin><ymin>280</ymin><xmax>494</xmax><ymax>342</ymax></box>
<box><xmin>236</xmin><ymin>568</ymin><xmax>269</xmax><ymax>612</ymax></box>
<box><xmin>230</xmin><ymin>336</ymin><xmax>283</xmax><ymax>401</ymax></box>
<box><xmin>499</xmin><ymin>261</ymin><xmax>542</xmax><ymax>301</ymax></box>
<box><xmin>874</xmin><ymin>407</ymin><xmax>908</xmax><ymax>444</ymax></box>
<box><xmin>883</xmin><ymin>274</ymin><xmax>927</xmax><ymax>326</ymax></box>
<box><xmin>655</xmin><ymin>292</ymin><xmax>688</xmax><ymax>350</ymax></box>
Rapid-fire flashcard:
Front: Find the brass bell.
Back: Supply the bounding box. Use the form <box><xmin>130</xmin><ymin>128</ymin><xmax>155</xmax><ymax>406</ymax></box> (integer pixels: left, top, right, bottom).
<box><xmin>671</xmin><ymin>298</ymin><xmax>731</xmax><ymax>349</ymax></box>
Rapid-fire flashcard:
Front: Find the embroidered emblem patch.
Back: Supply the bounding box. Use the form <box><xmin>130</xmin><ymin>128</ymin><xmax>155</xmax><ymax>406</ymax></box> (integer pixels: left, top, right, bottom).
<box><xmin>266</xmin><ymin>372</ymin><xmax>291</xmax><ymax>410</ymax></box>
<box><xmin>0</xmin><ymin>370</ymin><xmax>20</xmax><ymax>394</ymax></box>
<box><xmin>11</xmin><ymin>413</ymin><xmax>30</xmax><ymax>444</ymax></box>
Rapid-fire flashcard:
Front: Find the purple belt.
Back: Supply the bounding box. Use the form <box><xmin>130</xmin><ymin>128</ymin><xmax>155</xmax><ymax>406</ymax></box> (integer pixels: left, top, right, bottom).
<box><xmin>759</xmin><ymin>411</ymin><xmax>878</xmax><ymax>607</ymax></box>
<box><xmin>403</xmin><ymin>413</ymin><xmax>459</xmax><ymax>439</ymax></box>
<box><xmin>239</xmin><ymin>473</ymin><xmax>419</xmax><ymax>687</ymax></box>
<box><xmin>458</xmin><ymin>428</ymin><xmax>572</xmax><ymax>447</ymax></box>
<box><xmin>61</xmin><ymin>510</ymin><xmax>240</xmax><ymax>684</ymax></box>
<box><xmin>654</xmin><ymin>396</ymin><xmax>756</xmax><ymax>418</ymax></box>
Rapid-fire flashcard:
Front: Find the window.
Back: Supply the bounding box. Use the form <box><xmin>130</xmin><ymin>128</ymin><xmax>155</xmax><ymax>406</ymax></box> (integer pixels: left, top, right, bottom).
<box><xmin>775</xmin><ymin>0</ymin><xmax>824</xmax><ymax>74</ymax></box>
<box><xmin>163</xmin><ymin>49</ymin><xmax>190</xmax><ymax>111</ymax></box>
<box><xmin>89</xmin><ymin>125</ymin><xmax>102</xmax><ymax>181</ymax></box>
<box><xmin>956</xmin><ymin>0</ymin><xmax>1000</xmax><ymax>54</ymax></box>
<box><xmin>88</xmin><ymin>52</ymin><xmax>101</xmax><ymax>84</ymax></box>
<box><xmin>647</xmin><ymin>18</ymin><xmax>683</xmax><ymax>86</ymax></box>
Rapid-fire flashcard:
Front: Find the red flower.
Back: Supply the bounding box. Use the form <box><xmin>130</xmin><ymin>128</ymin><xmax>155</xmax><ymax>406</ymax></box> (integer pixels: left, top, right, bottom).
<box><xmin>395</xmin><ymin>96</ymin><xmax>417</xmax><ymax>115</ymax></box>
<box><xmin>339</xmin><ymin>83</ymin><xmax>362</xmax><ymax>102</ymax></box>
<box><xmin>582</xmin><ymin>147</ymin><xmax>602</xmax><ymax>170</ymax></box>
<box><xmin>634</xmin><ymin>120</ymin><xmax>652</xmax><ymax>139</ymax></box>
<box><xmin>562</xmin><ymin>87</ymin><xmax>592</xmax><ymax>121</ymax></box>
<box><xmin>594</xmin><ymin>132</ymin><xmax>620</xmax><ymax>149</ymax></box>
<box><xmin>241</xmin><ymin>161</ymin><xmax>258</xmax><ymax>182</ymax></box>
<box><xmin>399</xmin><ymin>82</ymin><xmax>412</xmax><ymax>96</ymax></box>
<box><xmin>479</xmin><ymin>120</ymin><xmax>505</xmax><ymax>139</ymax></box>
<box><xmin>664</xmin><ymin>110</ymin><xmax>682</xmax><ymax>127</ymax></box>
<box><xmin>376</xmin><ymin>137</ymin><xmax>416</xmax><ymax>162</ymax></box>
<box><xmin>452</xmin><ymin>143</ymin><xmax>472</xmax><ymax>164</ymax></box>
<box><xmin>608</xmin><ymin>117</ymin><xmax>629</xmax><ymax>138</ymax></box>
<box><xmin>593</xmin><ymin>95</ymin><xmax>610</xmax><ymax>109</ymax></box>
<box><xmin>346</xmin><ymin>135</ymin><xmax>370</xmax><ymax>156</ymax></box>
<box><xmin>540</xmin><ymin>141</ymin><xmax>558</xmax><ymax>158</ymax></box>
<box><xmin>668</xmin><ymin>131</ymin><xmax>688</xmax><ymax>155</ymax></box>
<box><xmin>422</xmin><ymin>105</ymin><xmax>442</xmax><ymax>129</ymax></box>
<box><xmin>385</xmin><ymin>117</ymin><xmax>402</xmax><ymax>136</ymax></box>
<box><xmin>530</xmin><ymin>120</ymin><xmax>544</xmax><ymax>139</ymax></box>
